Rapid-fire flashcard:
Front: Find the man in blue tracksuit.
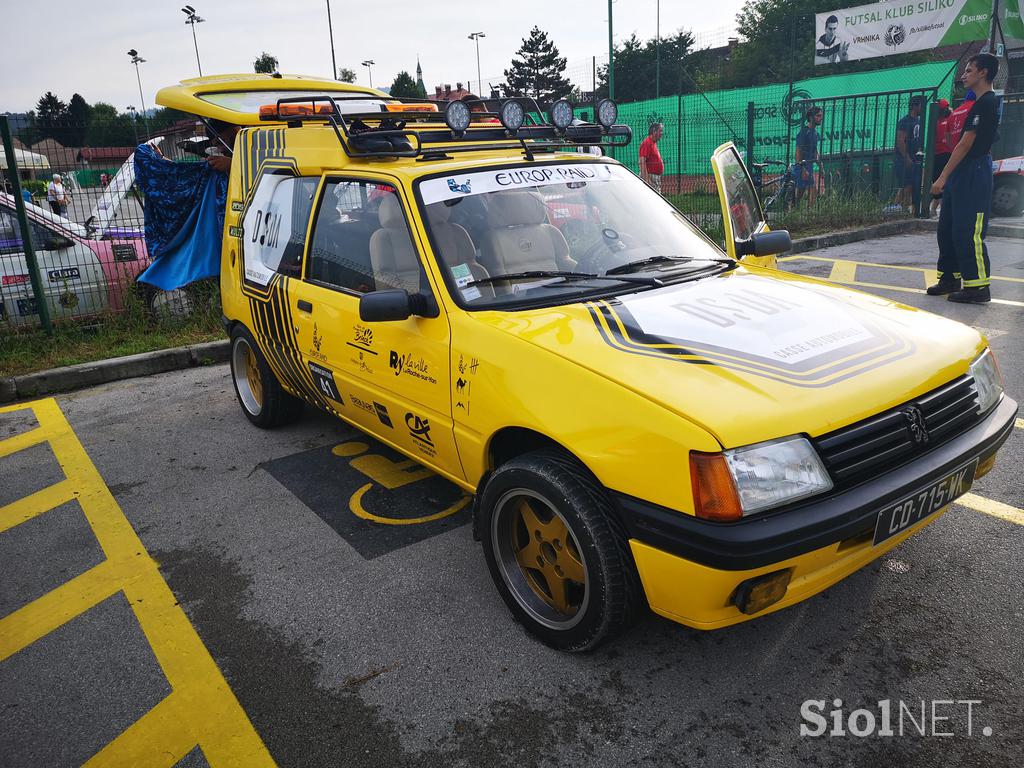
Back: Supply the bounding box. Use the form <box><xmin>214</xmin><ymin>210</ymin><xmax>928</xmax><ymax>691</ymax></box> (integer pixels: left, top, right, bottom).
<box><xmin>927</xmin><ymin>54</ymin><xmax>1001</xmax><ymax>303</ymax></box>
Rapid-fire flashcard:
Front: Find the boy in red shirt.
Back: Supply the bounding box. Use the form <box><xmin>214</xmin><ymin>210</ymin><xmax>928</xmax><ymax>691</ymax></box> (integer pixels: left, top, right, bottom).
<box><xmin>639</xmin><ymin>123</ymin><xmax>664</xmax><ymax>193</ymax></box>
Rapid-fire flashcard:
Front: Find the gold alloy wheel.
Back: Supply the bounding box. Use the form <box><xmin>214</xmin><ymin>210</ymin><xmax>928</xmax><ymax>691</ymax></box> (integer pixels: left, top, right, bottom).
<box><xmin>245</xmin><ymin>346</ymin><xmax>263</xmax><ymax>407</ymax></box>
<box><xmin>493</xmin><ymin>489</ymin><xmax>590</xmax><ymax>629</ymax></box>
<box><xmin>231</xmin><ymin>337</ymin><xmax>264</xmax><ymax>416</ymax></box>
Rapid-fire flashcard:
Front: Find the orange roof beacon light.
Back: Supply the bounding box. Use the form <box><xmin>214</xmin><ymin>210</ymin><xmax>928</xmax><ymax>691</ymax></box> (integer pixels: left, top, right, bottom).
<box><xmin>258</xmin><ymin>102</ymin><xmax>334</xmax><ymax>119</ymax></box>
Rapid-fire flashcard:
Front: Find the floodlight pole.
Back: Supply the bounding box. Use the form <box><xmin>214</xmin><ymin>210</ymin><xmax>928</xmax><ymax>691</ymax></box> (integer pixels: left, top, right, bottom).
<box><xmin>182</xmin><ymin>7</ymin><xmax>204</xmax><ymax>76</ymax></box>
<box><xmin>128</xmin><ymin>51</ymin><xmax>151</xmax><ymax>136</ymax></box>
<box><xmin>469</xmin><ymin>32</ymin><xmax>486</xmax><ymax>96</ymax></box>
<box><xmin>362</xmin><ymin>60</ymin><xmax>375</xmax><ymax>89</ymax></box>
<box><xmin>607</xmin><ymin>0</ymin><xmax>615</xmax><ymax>100</ymax></box>
<box><xmin>655</xmin><ymin>0</ymin><xmax>661</xmax><ymax>98</ymax></box>
<box><xmin>327</xmin><ymin>0</ymin><xmax>338</xmax><ymax>80</ymax></box>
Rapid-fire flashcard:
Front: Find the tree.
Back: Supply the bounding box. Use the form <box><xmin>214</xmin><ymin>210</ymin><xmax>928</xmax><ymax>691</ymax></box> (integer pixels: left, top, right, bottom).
<box><xmin>596</xmin><ymin>30</ymin><xmax>696</xmax><ymax>101</ymax></box>
<box><xmin>337</xmin><ymin>67</ymin><xmax>357</xmax><ymax>83</ymax></box>
<box><xmin>254</xmin><ymin>52</ymin><xmax>279</xmax><ymax>74</ymax></box>
<box><xmin>34</xmin><ymin>92</ymin><xmax>67</xmax><ymax>142</ymax></box>
<box><xmin>389</xmin><ymin>71</ymin><xmax>420</xmax><ymax>99</ymax></box>
<box><xmin>84</xmin><ymin>103</ymin><xmax>135</xmax><ymax>147</ymax></box>
<box><xmin>67</xmin><ymin>93</ymin><xmax>92</xmax><ymax>145</ymax></box>
<box><xmin>502</xmin><ymin>27</ymin><xmax>572</xmax><ymax>103</ymax></box>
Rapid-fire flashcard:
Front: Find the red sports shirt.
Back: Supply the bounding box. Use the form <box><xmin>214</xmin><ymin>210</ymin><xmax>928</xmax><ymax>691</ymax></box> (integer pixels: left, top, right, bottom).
<box><xmin>639</xmin><ymin>137</ymin><xmax>664</xmax><ymax>176</ymax></box>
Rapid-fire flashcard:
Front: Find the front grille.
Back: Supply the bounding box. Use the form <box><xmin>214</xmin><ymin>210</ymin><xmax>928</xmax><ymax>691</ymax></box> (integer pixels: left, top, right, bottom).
<box><xmin>814</xmin><ymin>375</ymin><xmax>981</xmax><ymax>490</ymax></box>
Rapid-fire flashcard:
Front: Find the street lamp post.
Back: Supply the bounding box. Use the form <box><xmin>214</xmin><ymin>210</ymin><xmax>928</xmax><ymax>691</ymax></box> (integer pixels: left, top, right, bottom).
<box><xmin>655</xmin><ymin>0</ymin><xmax>660</xmax><ymax>98</ymax></box>
<box><xmin>361</xmin><ymin>60</ymin><xmax>375</xmax><ymax>89</ymax></box>
<box><xmin>181</xmin><ymin>6</ymin><xmax>205</xmax><ymax>76</ymax></box>
<box><xmin>127</xmin><ymin>50</ymin><xmax>151</xmax><ymax>136</ymax></box>
<box><xmin>326</xmin><ymin>0</ymin><xmax>338</xmax><ymax>80</ymax></box>
<box><xmin>468</xmin><ymin>32</ymin><xmax>486</xmax><ymax>97</ymax></box>
<box><xmin>126</xmin><ymin>105</ymin><xmax>139</xmax><ymax>145</ymax></box>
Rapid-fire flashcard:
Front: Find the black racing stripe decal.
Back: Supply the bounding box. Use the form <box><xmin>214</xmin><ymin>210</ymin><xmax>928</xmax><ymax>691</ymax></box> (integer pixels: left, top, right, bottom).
<box><xmin>594</xmin><ymin>301</ymin><xmax>913</xmax><ymax>382</ymax></box>
<box><xmin>587</xmin><ymin>301</ymin><xmax>919</xmax><ymax>389</ymax></box>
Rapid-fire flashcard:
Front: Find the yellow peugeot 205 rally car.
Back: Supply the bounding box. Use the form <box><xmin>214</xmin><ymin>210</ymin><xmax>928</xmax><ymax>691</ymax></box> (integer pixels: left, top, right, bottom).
<box><xmin>158</xmin><ymin>75</ymin><xmax>1017</xmax><ymax>651</ymax></box>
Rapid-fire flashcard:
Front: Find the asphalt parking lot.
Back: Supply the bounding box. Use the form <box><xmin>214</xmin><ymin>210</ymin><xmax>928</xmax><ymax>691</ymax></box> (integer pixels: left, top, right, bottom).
<box><xmin>1</xmin><ymin>232</ymin><xmax>1022</xmax><ymax>767</ymax></box>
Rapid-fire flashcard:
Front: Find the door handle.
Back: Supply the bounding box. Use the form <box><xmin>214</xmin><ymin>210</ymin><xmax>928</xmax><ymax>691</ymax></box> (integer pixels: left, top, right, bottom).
<box><xmin>297</xmin><ymin>299</ymin><xmax>313</xmax><ymax>312</ymax></box>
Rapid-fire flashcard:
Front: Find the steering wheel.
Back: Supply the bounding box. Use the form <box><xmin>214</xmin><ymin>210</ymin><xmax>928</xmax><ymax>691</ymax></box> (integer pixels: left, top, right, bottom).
<box><xmin>574</xmin><ymin>228</ymin><xmax>635</xmax><ymax>274</ymax></box>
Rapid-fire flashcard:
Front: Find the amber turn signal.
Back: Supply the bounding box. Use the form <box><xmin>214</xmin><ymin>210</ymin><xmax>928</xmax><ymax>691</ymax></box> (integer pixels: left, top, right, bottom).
<box><xmin>689</xmin><ymin>451</ymin><xmax>743</xmax><ymax>522</ymax></box>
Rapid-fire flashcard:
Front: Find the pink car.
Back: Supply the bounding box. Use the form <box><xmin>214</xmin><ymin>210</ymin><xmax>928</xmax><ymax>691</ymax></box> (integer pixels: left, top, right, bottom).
<box><xmin>0</xmin><ymin>192</ymin><xmax>150</xmax><ymax>326</ymax></box>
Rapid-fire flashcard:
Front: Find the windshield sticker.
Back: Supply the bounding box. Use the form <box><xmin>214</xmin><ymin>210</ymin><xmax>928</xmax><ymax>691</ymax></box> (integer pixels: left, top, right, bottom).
<box><xmin>451</xmin><ymin>262</ymin><xmax>482</xmax><ymax>301</ymax></box>
<box><xmin>587</xmin><ymin>274</ymin><xmax>915</xmax><ymax>388</ymax></box>
<box><xmin>421</xmin><ymin>163</ymin><xmax>624</xmax><ymax>205</ymax></box>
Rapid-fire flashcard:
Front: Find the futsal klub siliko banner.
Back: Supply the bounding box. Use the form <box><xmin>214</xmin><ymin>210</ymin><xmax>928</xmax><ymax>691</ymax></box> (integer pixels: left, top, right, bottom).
<box><xmin>814</xmin><ymin>0</ymin><xmax>997</xmax><ymax>65</ymax></box>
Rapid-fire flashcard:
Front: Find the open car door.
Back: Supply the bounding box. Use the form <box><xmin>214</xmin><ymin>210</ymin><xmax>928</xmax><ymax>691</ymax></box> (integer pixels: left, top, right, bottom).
<box><xmin>710</xmin><ymin>142</ymin><xmax>788</xmax><ymax>270</ymax></box>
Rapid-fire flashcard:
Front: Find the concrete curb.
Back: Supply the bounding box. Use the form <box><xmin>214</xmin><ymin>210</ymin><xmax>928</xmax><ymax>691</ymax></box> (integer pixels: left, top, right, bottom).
<box><xmin>787</xmin><ymin>219</ymin><xmax>932</xmax><ymax>254</ymax></box>
<box><xmin>1</xmin><ymin>339</ymin><xmax>229</xmax><ymax>404</ymax></box>
<box><xmin>788</xmin><ymin>217</ymin><xmax>1022</xmax><ymax>254</ymax></box>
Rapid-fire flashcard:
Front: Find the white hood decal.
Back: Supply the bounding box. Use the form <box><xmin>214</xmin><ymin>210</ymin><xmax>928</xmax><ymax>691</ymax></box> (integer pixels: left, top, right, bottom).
<box><xmin>588</xmin><ymin>273</ymin><xmax>916</xmax><ymax>387</ymax></box>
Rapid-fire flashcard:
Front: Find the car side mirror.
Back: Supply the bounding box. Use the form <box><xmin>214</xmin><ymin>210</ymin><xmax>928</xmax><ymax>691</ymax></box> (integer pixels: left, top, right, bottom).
<box><xmin>42</xmin><ymin>235</ymin><xmax>74</xmax><ymax>251</ymax></box>
<box><xmin>736</xmin><ymin>229</ymin><xmax>791</xmax><ymax>258</ymax></box>
<box><xmin>359</xmin><ymin>289</ymin><xmax>439</xmax><ymax>322</ymax></box>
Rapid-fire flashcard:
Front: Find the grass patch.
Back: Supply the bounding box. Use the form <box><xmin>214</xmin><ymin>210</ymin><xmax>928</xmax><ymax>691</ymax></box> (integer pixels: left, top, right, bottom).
<box><xmin>0</xmin><ymin>281</ymin><xmax>224</xmax><ymax>377</ymax></box>
<box><xmin>778</xmin><ymin>191</ymin><xmax>912</xmax><ymax>239</ymax></box>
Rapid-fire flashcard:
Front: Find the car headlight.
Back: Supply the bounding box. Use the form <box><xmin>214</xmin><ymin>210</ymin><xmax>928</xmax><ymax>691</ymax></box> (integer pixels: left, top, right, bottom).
<box><xmin>691</xmin><ymin>436</ymin><xmax>833</xmax><ymax>521</ymax></box>
<box><xmin>970</xmin><ymin>348</ymin><xmax>1003</xmax><ymax>414</ymax></box>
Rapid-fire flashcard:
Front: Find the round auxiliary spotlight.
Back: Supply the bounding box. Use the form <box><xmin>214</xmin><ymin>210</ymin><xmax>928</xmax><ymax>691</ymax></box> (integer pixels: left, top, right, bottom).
<box><xmin>596</xmin><ymin>98</ymin><xmax>618</xmax><ymax>129</ymax></box>
<box><xmin>499</xmin><ymin>99</ymin><xmax>526</xmax><ymax>133</ymax></box>
<box><xmin>444</xmin><ymin>100</ymin><xmax>472</xmax><ymax>134</ymax></box>
<box><xmin>548</xmin><ymin>99</ymin><xmax>574</xmax><ymax>131</ymax></box>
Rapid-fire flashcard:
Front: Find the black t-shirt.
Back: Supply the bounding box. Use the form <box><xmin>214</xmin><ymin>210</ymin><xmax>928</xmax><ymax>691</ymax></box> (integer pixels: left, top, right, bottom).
<box><xmin>895</xmin><ymin>114</ymin><xmax>921</xmax><ymax>159</ymax></box>
<box><xmin>964</xmin><ymin>91</ymin><xmax>998</xmax><ymax>158</ymax></box>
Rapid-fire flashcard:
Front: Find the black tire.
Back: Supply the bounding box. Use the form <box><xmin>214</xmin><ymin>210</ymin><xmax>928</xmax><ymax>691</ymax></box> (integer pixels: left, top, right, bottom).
<box><xmin>480</xmin><ymin>449</ymin><xmax>641</xmax><ymax>652</ymax></box>
<box><xmin>992</xmin><ymin>176</ymin><xmax>1024</xmax><ymax>218</ymax></box>
<box><xmin>229</xmin><ymin>325</ymin><xmax>303</xmax><ymax>428</ymax></box>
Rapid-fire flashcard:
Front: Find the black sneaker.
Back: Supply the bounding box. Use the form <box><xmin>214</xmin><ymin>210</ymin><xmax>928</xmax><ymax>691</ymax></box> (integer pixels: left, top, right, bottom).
<box><xmin>947</xmin><ymin>286</ymin><xmax>990</xmax><ymax>304</ymax></box>
<box><xmin>926</xmin><ymin>276</ymin><xmax>961</xmax><ymax>295</ymax></box>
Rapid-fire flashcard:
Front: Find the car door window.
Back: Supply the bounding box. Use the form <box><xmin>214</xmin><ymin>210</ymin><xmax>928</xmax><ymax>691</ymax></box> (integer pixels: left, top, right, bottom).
<box><xmin>0</xmin><ymin>208</ymin><xmax>53</xmax><ymax>254</ymax></box>
<box><xmin>712</xmin><ymin>146</ymin><xmax>766</xmax><ymax>244</ymax></box>
<box><xmin>308</xmin><ymin>181</ymin><xmax>426</xmax><ymax>295</ymax></box>
<box><xmin>241</xmin><ymin>175</ymin><xmax>318</xmax><ymax>284</ymax></box>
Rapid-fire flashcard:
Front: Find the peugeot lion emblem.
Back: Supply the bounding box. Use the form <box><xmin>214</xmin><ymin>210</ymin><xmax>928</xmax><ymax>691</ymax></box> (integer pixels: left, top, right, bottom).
<box><xmin>902</xmin><ymin>405</ymin><xmax>929</xmax><ymax>446</ymax></box>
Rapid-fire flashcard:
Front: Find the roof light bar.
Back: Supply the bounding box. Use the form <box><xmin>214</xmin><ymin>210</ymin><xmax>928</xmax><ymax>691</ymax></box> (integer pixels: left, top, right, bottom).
<box><xmin>499</xmin><ymin>100</ymin><xmax>526</xmax><ymax>133</ymax></box>
<box><xmin>596</xmin><ymin>99</ymin><xmax>618</xmax><ymax>131</ymax></box>
<box><xmin>548</xmin><ymin>99</ymin><xmax>573</xmax><ymax>132</ymax></box>
<box><xmin>444</xmin><ymin>100</ymin><xmax>472</xmax><ymax>135</ymax></box>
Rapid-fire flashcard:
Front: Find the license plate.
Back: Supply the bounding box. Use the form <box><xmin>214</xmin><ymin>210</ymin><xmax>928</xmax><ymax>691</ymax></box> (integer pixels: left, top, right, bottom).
<box><xmin>873</xmin><ymin>459</ymin><xmax>979</xmax><ymax>545</ymax></box>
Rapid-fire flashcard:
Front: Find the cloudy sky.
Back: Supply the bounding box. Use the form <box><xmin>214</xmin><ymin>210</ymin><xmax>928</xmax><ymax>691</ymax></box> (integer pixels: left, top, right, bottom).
<box><xmin>3</xmin><ymin>0</ymin><xmax>746</xmax><ymax>113</ymax></box>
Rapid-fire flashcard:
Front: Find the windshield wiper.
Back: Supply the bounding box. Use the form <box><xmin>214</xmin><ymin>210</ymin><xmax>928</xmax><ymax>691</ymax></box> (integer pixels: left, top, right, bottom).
<box><xmin>467</xmin><ymin>270</ymin><xmax>663</xmax><ymax>288</ymax></box>
<box><xmin>605</xmin><ymin>255</ymin><xmax>732</xmax><ymax>275</ymax></box>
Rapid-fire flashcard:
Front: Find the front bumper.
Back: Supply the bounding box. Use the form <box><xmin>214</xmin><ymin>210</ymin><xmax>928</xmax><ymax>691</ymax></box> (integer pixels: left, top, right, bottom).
<box><xmin>615</xmin><ymin>394</ymin><xmax>1018</xmax><ymax>629</ymax></box>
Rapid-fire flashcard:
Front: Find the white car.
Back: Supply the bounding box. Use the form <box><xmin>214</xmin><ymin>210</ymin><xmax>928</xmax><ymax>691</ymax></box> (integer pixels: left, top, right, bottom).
<box><xmin>993</xmin><ymin>156</ymin><xmax>1024</xmax><ymax>217</ymax></box>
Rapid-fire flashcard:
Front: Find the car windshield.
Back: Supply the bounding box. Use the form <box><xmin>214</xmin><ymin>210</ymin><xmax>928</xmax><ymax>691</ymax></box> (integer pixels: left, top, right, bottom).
<box><xmin>417</xmin><ymin>161</ymin><xmax>728</xmax><ymax>308</ymax></box>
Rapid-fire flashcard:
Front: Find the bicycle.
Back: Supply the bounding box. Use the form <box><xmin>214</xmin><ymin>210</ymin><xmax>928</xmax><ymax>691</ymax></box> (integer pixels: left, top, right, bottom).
<box><xmin>752</xmin><ymin>158</ymin><xmax>798</xmax><ymax>214</ymax></box>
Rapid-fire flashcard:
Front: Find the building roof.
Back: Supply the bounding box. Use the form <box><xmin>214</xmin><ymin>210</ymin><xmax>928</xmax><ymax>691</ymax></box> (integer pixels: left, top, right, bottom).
<box><xmin>77</xmin><ymin>147</ymin><xmax>135</xmax><ymax>163</ymax></box>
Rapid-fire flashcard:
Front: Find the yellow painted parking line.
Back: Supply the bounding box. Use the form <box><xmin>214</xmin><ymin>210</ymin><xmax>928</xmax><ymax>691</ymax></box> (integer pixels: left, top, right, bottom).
<box><xmin>0</xmin><ymin>478</ymin><xmax>77</xmax><ymax>535</ymax></box>
<box><xmin>958</xmin><ymin>493</ymin><xmax>1024</xmax><ymax>526</ymax></box>
<box><xmin>1016</xmin><ymin>418</ymin><xmax>1024</xmax><ymax>430</ymax></box>
<box><xmin>0</xmin><ymin>398</ymin><xmax>274</xmax><ymax>767</ymax></box>
<box><xmin>780</xmin><ymin>256</ymin><xmax>1024</xmax><ymax>308</ymax></box>
<box><xmin>780</xmin><ymin>255</ymin><xmax>1024</xmax><ymax>284</ymax></box>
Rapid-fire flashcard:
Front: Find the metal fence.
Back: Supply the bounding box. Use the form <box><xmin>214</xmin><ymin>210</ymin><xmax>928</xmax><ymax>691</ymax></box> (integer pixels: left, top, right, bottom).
<box><xmin>1</xmin><ymin>117</ymin><xmax>206</xmax><ymax>332</ymax></box>
<box><xmin>589</xmin><ymin>59</ymin><xmax>963</xmax><ymax>240</ymax></box>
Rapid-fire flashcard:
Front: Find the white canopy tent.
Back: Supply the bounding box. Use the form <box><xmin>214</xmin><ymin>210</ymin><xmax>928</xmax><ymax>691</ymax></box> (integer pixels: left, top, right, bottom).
<box><xmin>0</xmin><ymin>148</ymin><xmax>51</xmax><ymax>172</ymax></box>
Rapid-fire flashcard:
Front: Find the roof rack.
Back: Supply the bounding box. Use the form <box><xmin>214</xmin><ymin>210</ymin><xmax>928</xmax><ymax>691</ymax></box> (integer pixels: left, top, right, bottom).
<box><xmin>258</xmin><ymin>94</ymin><xmax>631</xmax><ymax>160</ymax></box>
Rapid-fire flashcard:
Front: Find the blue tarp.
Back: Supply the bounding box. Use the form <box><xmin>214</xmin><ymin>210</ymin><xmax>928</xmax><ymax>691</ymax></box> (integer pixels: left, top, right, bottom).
<box><xmin>135</xmin><ymin>143</ymin><xmax>228</xmax><ymax>291</ymax></box>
